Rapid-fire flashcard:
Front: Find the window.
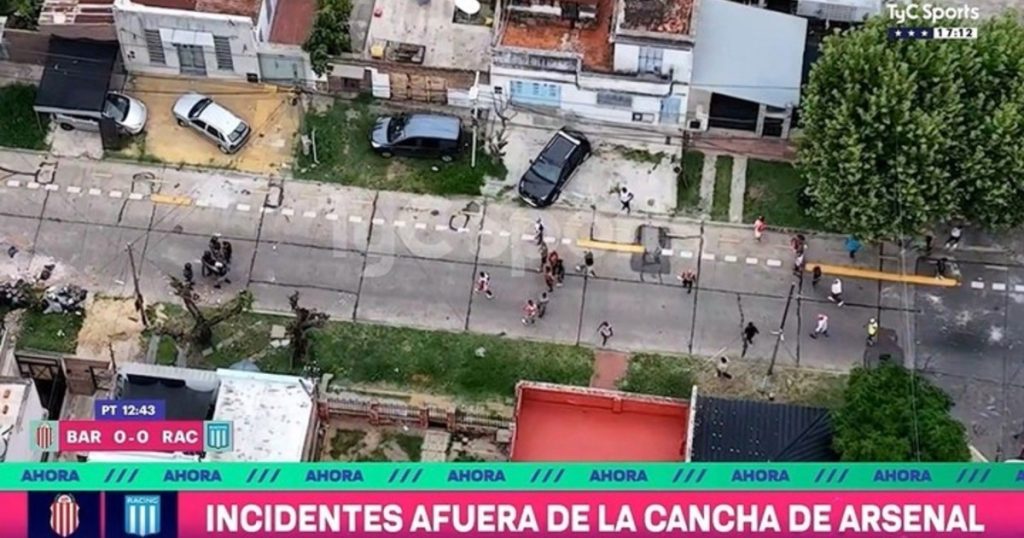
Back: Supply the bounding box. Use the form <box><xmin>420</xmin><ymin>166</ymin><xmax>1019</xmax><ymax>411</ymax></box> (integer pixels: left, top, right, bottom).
<box><xmin>213</xmin><ymin>36</ymin><xmax>234</xmax><ymax>71</ymax></box>
<box><xmin>596</xmin><ymin>91</ymin><xmax>632</xmax><ymax>108</ymax></box>
<box><xmin>638</xmin><ymin>46</ymin><xmax>663</xmax><ymax>74</ymax></box>
<box><xmin>145</xmin><ymin>29</ymin><xmax>166</xmax><ymax>65</ymax></box>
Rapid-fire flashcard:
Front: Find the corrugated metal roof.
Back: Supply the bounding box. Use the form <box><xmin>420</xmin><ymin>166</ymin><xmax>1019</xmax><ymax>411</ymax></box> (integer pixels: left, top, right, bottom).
<box><xmin>691</xmin><ymin>0</ymin><xmax>807</xmax><ymax>108</ymax></box>
<box><xmin>690</xmin><ymin>396</ymin><xmax>837</xmax><ymax>462</ymax></box>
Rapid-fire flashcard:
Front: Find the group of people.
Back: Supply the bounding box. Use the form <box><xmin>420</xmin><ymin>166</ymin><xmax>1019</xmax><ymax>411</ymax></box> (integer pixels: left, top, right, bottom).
<box><xmin>182</xmin><ymin>235</ymin><xmax>234</xmax><ymax>289</ymax></box>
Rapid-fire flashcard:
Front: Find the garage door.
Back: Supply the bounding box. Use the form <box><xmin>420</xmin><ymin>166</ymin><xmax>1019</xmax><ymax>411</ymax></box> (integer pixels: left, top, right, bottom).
<box><xmin>259</xmin><ymin>53</ymin><xmax>306</xmax><ymax>86</ymax></box>
<box><xmin>510</xmin><ymin>80</ymin><xmax>561</xmax><ymax>107</ymax></box>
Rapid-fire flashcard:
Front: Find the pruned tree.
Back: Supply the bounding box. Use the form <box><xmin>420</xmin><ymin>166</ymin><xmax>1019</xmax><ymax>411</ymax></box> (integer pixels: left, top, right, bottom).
<box><xmin>303</xmin><ymin>0</ymin><xmax>353</xmax><ymax>77</ymax></box>
<box><xmin>287</xmin><ymin>291</ymin><xmax>329</xmax><ymax>369</ymax></box>
<box><xmin>168</xmin><ymin>277</ymin><xmax>253</xmax><ymax>349</ymax></box>
<box><xmin>832</xmin><ymin>363</ymin><xmax>969</xmax><ymax>462</ymax></box>
<box><xmin>799</xmin><ymin>15</ymin><xmax>1024</xmax><ymax>239</ymax></box>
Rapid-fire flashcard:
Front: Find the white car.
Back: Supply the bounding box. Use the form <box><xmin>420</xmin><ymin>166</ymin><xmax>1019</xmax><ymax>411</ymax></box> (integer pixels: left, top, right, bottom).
<box><xmin>172</xmin><ymin>92</ymin><xmax>251</xmax><ymax>154</ymax></box>
<box><xmin>52</xmin><ymin>92</ymin><xmax>148</xmax><ymax>135</ymax></box>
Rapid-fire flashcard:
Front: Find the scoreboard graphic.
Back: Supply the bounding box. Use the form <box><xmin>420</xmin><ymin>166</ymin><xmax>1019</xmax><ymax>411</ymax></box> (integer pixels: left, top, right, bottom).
<box><xmin>29</xmin><ymin>421</ymin><xmax>233</xmax><ymax>454</ymax></box>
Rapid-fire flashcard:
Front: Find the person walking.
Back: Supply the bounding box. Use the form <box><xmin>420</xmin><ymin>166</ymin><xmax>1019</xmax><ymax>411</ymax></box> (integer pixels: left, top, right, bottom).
<box><xmin>743</xmin><ymin>322</ymin><xmax>759</xmax><ymax>346</ymax></box>
<box><xmin>791</xmin><ymin>234</ymin><xmax>806</xmax><ymax>255</ymax></box>
<box><xmin>618</xmin><ymin>186</ymin><xmax>634</xmax><ymax>214</ymax></box>
<box><xmin>597</xmin><ymin>321</ymin><xmax>614</xmax><ymax>347</ymax></box>
<box><xmin>793</xmin><ymin>252</ymin><xmax>806</xmax><ymax>277</ymax></box>
<box><xmin>753</xmin><ymin>216</ymin><xmax>767</xmax><ymax>242</ymax></box>
<box><xmin>537</xmin><ymin>292</ymin><xmax>550</xmax><ymax>318</ymax></box>
<box><xmin>543</xmin><ymin>266</ymin><xmax>555</xmax><ymax>293</ymax></box>
<box><xmin>475</xmin><ymin>271</ymin><xmax>494</xmax><ymax>299</ymax></box>
<box><xmin>810</xmin><ymin>313</ymin><xmax>829</xmax><ymax>338</ymax></box>
<box><xmin>522</xmin><ymin>300</ymin><xmax>538</xmax><ymax>325</ymax></box>
<box><xmin>935</xmin><ymin>257</ymin><xmax>949</xmax><ymax>280</ymax></box>
<box><xmin>182</xmin><ymin>262</ymin><xmax>194</xmax><ymax>286</ymax></box>
<box><xmin>678</xmin><ymin>269</ymin><xmax>697</xmax><ymax>294</ymax></box>
<box><xmin>538</xmin><ymin>241</ymin><xmax>549</xmax><ymax>271</ymax></box>
<box><xmin>222</xmin><ymin>240</ymin><xmax>233</xmax><ymax>265</ymax></box>
<box><xmin>811</xmin><ymin>265</ymin><xmax>822</xmax><ymax>288</ymax></box>
<box><xmin>945</xmin><ymin>225</ymin><xmax>962</xmax><ymax>250</ymax></box>
<box><xmin>845</xmin><ymin>235</ymin><xmax>861</xmax><ymax>260</ymax></box>
<box><xmin>828</xmin><ymin>278</ymin><xmax>845</xmax><ymax>307</ymax></box>
<box><xmin>866</xmin><ymin>318</ymin><xmax>879</xmax><ymax>346</ymax></box>
<box><xmin>552</xmin><ymin>257</ymin><xmax>566</xmax><ymax>286</ymax></box>
<box><xmin>716</xmin><ymin>356</ymin><xmax>732</xmax><ymax>380</ymax></box>
<box><xmin>534</xmin><ymin>218</ymin><xmax>545</xmax><ymax>246</ymax></box>
<box><xmin>576</xmin><ymin>250</ymin><xmax>596</xmax><ymax>277</ymax></box>
<box><xmin>547</xmin><ymin>251</ymin><xmax>560</xmax><ymax>270</ymax></box>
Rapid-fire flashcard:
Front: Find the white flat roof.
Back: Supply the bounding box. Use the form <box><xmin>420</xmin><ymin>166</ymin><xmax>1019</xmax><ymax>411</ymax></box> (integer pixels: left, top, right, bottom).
<box><xmin>207</xmin><ymin>370</ymin><xmax>313</xmax><ymax>462</ymax></box>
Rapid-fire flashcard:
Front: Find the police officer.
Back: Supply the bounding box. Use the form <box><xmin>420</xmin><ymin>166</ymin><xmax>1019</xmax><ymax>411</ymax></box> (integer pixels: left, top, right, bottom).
<box><xmin>866</xmin><ymin>318</ymin><xmax>879</xmax><ymax>346</ymax></box>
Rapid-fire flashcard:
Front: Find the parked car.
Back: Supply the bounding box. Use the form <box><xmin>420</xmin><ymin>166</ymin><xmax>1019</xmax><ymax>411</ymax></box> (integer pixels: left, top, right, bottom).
<box><xmin>44</xmin><ymin>92</ymin><xmax>148</xmax><ymax>135</ymax></box>
<box><xmin>370</xmin><ymin>113</ymin><xmax>464</xmax><ymax>162</ymax></box>
<box><xmin>172</xmin><ymin>93</ymin><xmax>251</xmax><ymax>154</ymax></box>
<box><xmin>517</xmin><ymin>128</ymin><xmax>591</xmax><ymax>208</ymax></box>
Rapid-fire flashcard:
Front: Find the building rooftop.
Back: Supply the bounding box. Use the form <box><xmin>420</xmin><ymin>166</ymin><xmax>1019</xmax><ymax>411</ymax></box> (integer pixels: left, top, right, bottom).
<box><xmin>206</xmin><ymin>369</ymin><xmax>313</xmax><ymax>462</ymax></box>
<box><xmin>363</xmin><ymin>0</ymin><xmax>493</xmax><ymax>71</ymax></box>
<box><xmin>0</xmin><ymin>380</ymin><xmax>30</xmax><ymax>436</ymax></box>
<box><xmin>619</xmin><ymin>0</ymin><xmax>695</xmax><ymax>35</ymax></box>
<box><xmin>689</xmin><ymin>395</ymin><xmax>837</xmax><ymax>462</ymax></box>
<box><xmin>134</xmin><ymin>0</ymin><xmax>263</xmax><ymax>19</ymax></box>
<box><xmin>510</xmin><ymin>382</ymin><xmax>689</xmax><ymax>462</ymax></box>
<box><xmin>268</xmin><ymin>0</ymin><xmax>316</xmax><ymax>45</ymax></box>
<box><xmin>500</xmin><ymin>0</ymin><xmax>614</xmax><ymax>71</ymax></box>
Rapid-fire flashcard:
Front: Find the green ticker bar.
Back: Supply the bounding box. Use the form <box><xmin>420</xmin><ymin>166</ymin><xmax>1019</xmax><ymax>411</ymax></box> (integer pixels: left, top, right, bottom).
<box><xmin>4</xmin><ymin>463</ymin><xmax>1023</xmax><ymax>491</ymax></box>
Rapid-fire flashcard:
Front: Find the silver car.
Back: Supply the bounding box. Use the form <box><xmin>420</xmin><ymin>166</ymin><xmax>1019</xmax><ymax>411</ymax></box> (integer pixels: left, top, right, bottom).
<box><xmin>172</xmin><ymin>92</ymin><xmax>251</xmax><ymax>154</ymax></box>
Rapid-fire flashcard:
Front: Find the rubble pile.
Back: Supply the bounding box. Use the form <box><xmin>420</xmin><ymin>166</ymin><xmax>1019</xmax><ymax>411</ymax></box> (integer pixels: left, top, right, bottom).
<box><xmin>42</xmin><ymin>285</ymin><xmax>88</xmax><ymax>315</ymax></box>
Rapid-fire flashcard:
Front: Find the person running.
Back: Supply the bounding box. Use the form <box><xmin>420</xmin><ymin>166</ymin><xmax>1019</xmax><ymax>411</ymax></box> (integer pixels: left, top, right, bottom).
<box><xmin>743</xmin><ymin>322</ymin><xmax>759</xmax><ymax>346</ymax></box>
<box><xmin>845</xmin><ymin>235</ymin><xmax>861</xmax><ymax>260</ymax></box>
<box><xmin>537</xmin><ymin>292</ymin><xmax>550</xmax><ymax>318</ymax></box>
<box><xmin>552</xmin><ymin>257</ymin><xmax>566</xmax><ymax>286</ymax></box>
<box><xmin>829</xmin><ymin>278</ymin><xmax>845</xmax><ymax>307</ymax></box>
<box><xmin>716</xmin><ymin>356</ymin><xmax>732</xmax><ymax>380</ymax></box>
<box><xmin>753</xmin><ymin>216</ymin><xmax>767</xmax><ymax>242</ymax></box>
<box><xmin>522</xmin><ymin>300</ymin><xmax>538</xmax><ymax>325</ymax></box>
<box><xmin>597</xmin><ymin>321</ymin><xmax>614</xmax><ymax>346</ymax></box>
<box><xmin>576</xmin><ymin>250</ymin><xmax>596</xmax><ymax>277</ymax></box>
<box><xmin>866</xmin><ymin>318</ymin><xmax>879</xmax><ymax>346</ymax></box>
<box><xmin>945</xmin><ymin>225</ymin><xmax>962</xmax><ymax>250</ymax></box>
<box><xmin>810</xmin><ymin>313</ymin><xmax>829</xmax><ymax>338</ymax></box>
<box><xmin>182</xmin><ymin>262</ymin><xmax>194</xmax><ymax>286</ymax></box>
<box><xmin>619</xmin><ymin>186</ymin><xmax>634</xmax><ymax>214</ymax></box>
<box><xmin>475</xmin><ymin>271</ymin><xmax>494</xmax><ymax>299</ymax></box>
<box><xmin>534</xmin><ymin>218</ymin><xmax>545</xmax><ymax>246</ymax></box>
<box><xmin>811</xmin><ymin>265</ymin><xmax>822</xmax><ymax>288</ymax></box>
<box><xmin>678</xmin><ymin>269</ymin><xmax>697</xmax><ymax>294</ymax></box>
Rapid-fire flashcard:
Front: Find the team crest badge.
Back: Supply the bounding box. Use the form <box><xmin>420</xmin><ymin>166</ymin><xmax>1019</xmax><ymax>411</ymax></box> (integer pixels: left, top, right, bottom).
<box><xmin>124</xmin><ymin>495</ymin><xmax>161</xmax><ymax>537</ymax></box>
<box><xmin>49</xmin><ymin>494</ymin><xmax>80</xmax><ymax>537</ymax></box>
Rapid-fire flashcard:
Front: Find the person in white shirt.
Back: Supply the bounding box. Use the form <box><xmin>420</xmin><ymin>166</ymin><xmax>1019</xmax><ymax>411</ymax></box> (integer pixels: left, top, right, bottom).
<box><xmin>829</xmin><ymin>278</ymin><xmax>844</xmax><ymax>307</ymax></box>
<box><xmin>618</xmin><ymin>187</ymin><xmax>634</xmax><ymax>214</ymax></box>
<box><xmin>810</xmin><ymin>314</ymin><xmax>829</xmax><ymax>338</ymax></box>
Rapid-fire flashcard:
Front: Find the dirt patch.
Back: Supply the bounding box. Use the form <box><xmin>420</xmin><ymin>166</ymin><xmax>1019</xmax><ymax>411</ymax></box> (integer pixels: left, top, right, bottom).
<box><xmin>75</xmin><ymin>297</ymin><xmax>145</xmax><ymax>363</ymax></box>
<box><xmin>321</xmin><ymin>417</ymin><xmax>508</xmax><ymax>462</ymax></box>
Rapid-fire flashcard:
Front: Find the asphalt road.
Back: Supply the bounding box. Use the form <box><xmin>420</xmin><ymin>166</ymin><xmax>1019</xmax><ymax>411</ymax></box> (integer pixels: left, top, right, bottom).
<box><xmin>0</xmin><ymin>149</ymin><xmax>1020</xmax><ymax>459</ymax></box>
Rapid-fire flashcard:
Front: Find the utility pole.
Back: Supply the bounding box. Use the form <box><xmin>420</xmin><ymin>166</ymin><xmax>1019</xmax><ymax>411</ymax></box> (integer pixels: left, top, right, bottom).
<box><xmin>679</xmin><ymin>129</ymin><xmax>691</xmax><ymax>190</ymax></box>
<box><xmin>126</xmin><ymin>243</ymin><xmax>149</xmax><ymax>328</ymax></box>
<box><xmin>470</xmin><ymin>71</ymin><xmax>480</xmax><ymax>169</ymax></box>
<box><xmin>767</xmin><ymin>281</ymin><xmax>796</xmax><ymax>376</ymax></box>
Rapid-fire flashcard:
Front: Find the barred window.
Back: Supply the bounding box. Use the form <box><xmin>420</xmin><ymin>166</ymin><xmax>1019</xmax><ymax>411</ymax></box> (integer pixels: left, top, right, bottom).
<box><xmin>144</xmin><ymin>30</ymin><xmax>165</xmax><ymax>65</ymax></box>
<box><xmin>596</xmin><ymin>91</ymin><xmax>632</xmax><ymax>108</ymax></box>
<box><xmin>213</xmin><ymin>36</ymin><xmax>233</xmax><ymax>71</ymax></box>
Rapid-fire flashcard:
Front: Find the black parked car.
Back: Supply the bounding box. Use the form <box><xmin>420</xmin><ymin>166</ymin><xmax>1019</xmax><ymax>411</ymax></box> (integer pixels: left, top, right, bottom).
<box><xmin>370</xmin><ymin>113</ymin><xmax>464</xmax><ymax>162</ymax></box>
<box><xmin>518</xmin><ymin>128</ymin><xmax>591</xmax><ymax>208</ymax></box>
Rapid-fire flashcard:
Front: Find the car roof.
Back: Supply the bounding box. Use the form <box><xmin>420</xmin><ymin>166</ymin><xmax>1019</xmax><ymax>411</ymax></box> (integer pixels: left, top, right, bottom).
<box><xmin>401</xmin><ymin>114</ymin><xmax>461</xmax><ymax>140</ymax></box>
<box><xmin>540</xmin><ymin>130</ymin><xmax>583</xmax><ymax>162</ymax></box>
<box><xmin>197</xmin><ymin>99</ymin><xmax>245</xmax><ymax>134</ymax></box>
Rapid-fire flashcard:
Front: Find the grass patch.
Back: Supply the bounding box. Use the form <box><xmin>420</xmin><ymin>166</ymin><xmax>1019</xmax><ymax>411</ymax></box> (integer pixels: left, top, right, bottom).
<box><xmin>0</xmin><ymin>85</ymin><xmax>49</xmax><ymax>150</ymax></box>
<box><xmin>155</xmin><ymin>336</ymin><xmax>178</xmax><ymax>366</ymax></box>
<box><xmin>676</xmin><ymin>150</ymin><xmax>704</xmax><ymax>213</ymax></box>
<box><xmin>388</xmin><ymin>433</ymin><xmax>424</xmax><ymax>462</ymax></box>
<box><xmin>743</xmin><ymin>159</ymin><xmax>821</xmax><ymax>230</ymax></box>
<box><xmin>295</xmin><ymin>100</ymin><xmax>506</xmax><ymax>195</ymax></box>
<box><xmin>309</xmin><ymin>321</ymin><xmax>593</xmax><ymax>400</ymax></box>
<box><xmin>17</xmin><ymin>311</ymin><xmax>83</xmax><ymax>354</ymax></box>
<box><xmin>328</xmin><ymin>430</ymin><xmax>367</xmax><ymax>460</ymax></box>
<box><xmin>710</xmin><ymin>155</ymin><xmax>733</xmax><ymax>221</ymax></box>
<box><xmin>618</xmin><ymin>354</ymin><xmax>697</xmax><ymax>399</ymax></box>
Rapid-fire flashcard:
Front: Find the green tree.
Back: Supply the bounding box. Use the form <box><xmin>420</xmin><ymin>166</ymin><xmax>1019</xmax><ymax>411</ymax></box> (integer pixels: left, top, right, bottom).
<box><xmin>303</xmin><ymin>0</ymin><xmax>353</xmax><ymax>78</ymax></box>
<box><xmin>1</xmin><ymin>0</ymin><xmax>43</xmax><ymax>29</ymax></box>
<box><xmin>799</xmin><ymin>15</ymin><xmax>1024</xmax><ymax>239</ymax></box>
<box><xmin>832</xmin><ymin>363</ymin><xmax>969</xmax><ymax>462</ymax></box>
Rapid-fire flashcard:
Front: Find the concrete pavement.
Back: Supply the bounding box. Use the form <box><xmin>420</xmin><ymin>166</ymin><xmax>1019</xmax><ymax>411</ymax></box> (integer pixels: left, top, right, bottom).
<box><xmin>0</xmin><ymin>148</ymin><xmax>1020</xmax><ymax>459</ymax></box>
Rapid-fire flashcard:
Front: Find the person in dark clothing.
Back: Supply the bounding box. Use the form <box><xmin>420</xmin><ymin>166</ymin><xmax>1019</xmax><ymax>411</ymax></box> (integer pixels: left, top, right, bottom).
<box><xmin>183</xmin><ymin>262</ymin><xmax>194</xmax><ymax>286</ymax></box>
<box><xmin>576</xmin><ymin>250</ymin><xmax>596</xmax><ymax>277</ymax></box>
<box><xmin>201</xmin><ymin>251</ymin><xmax>217</xmax><ymax>277</ymax></box>
<box><xmin>936</xmin><ymin>257</ymin><xmax>949</xmax><ymax>279</ymax></box>
<box><xmin>743</xmin><ymin>322</ymin><xmax>759</xmax><ymax>345</ymax></box>
<box><xmin>811</xmin><ymin>265</ymin><xmax>822</xmax><ymax>288</ymax></box>
<box><xmin>209</xmin><ymin>236</ymin><xmax>222</xmax><ymax>256</ymax></box>
<box><xmin>678</xmin><ymin>270</ymin><xmax>696</xmax><ymax>293</ymax></box>
<box><xmin>543</xmin><ymin>266</ymin><xmax>555</xmax><ymax>293</ymax></box>
<box><xmin>222</xmin><ymin>241</ymin><xmax>233</xmax><ymax>265</ymax></box>
<box><xmin>553</xmin><ymin>258</ymin><xmax>565</xmax><ymax>286</ymax></box>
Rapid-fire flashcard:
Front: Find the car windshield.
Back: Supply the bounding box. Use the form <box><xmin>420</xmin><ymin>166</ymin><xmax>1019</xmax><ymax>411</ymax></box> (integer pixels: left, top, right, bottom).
<box><xmin>529</xmin><ymin>159</ymin><xmax>561</xmax><ymax>183</ymax></box>
<box><xmin>387</xmin><ymin>115</ymin><xmax>408</xmax><ymax>142</ymax></box>
<box><xmin>227</xmin><ymin>122</ymin><xmax>248</xmax><ymax>143</ymax></box>
<box><xmin>188</xmin><ymin>98</ymin><xmax>212</xmax><ymax>119</ymax></box>
<box><xmin>103</xmin><ymin>94</ymin><xmax>130</xmax><ymax>122</ymax></box>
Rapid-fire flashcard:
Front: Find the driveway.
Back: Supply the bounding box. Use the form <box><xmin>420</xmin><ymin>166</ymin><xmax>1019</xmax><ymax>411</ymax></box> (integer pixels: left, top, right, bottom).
<box><xmin>122</xmin><ymin>75</ymin><xmax>301</xmax><ymax>175</ymax></box>
<box><xmin>496</xmin><ymin>117</ymin><xmax>680</xmax><ymax>214</ymax></box>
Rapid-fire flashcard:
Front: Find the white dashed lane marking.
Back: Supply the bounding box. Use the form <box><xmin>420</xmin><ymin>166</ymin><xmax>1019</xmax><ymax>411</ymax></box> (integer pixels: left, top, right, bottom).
<box><xmin>971</xmin><ymin>281</ymin><xmax>985</xmax><ymax>289</ymax></box>
<box><xmin>414</xmin><ymin>223</ymin><xmax>427</xmax><ymax>230</ymax></box>
<box><xmin>108</xmin><ymin>190</ymin><xmax>122</xmax><ymax>198</ymax></box>
<box><xmin>236</xmin><ymin>204</ymin><xmax>251</xmax><ymax>212</ymax></box>
<box><xmin>67</xmin><ymin>186</ymin><xmax>82</xmax><ymax>194</ymax></box>
<box><xmin>88</xmin><ymin>188</ymin><xmax>101</xmax><ymax>196</ymax></box>
<box><xmin>6</xmin><ymin>180</ymin><xmax>20</xmax><ymax>187</ymax></box>
<box><xmin>348</xmin><ymin>215</ymin><xmax>363</xmax><ymax>223</ymax></box>
<box><xmin>325</xmin><ymin>213</ymin><xmax>338</xmax><ymax>221</ymax></box>
<box><xmin>724</xmin><ymin>255</ymin><xmax>738</xmax><ymax>263</ymax></box>
<box><xmin>128</xmin><ymin>192</ymin><xmax>144</xmax><ymax>200</ymax></box>
<box><xmin>766</xmin><ymin>259</ymin><xmax>783</xmax><ymax>267</ymax></box>
<box><xmin>305</xmin><ymin>211</ymin><xmax>318</xmax><ymax>219</ymax></box>
<box><xmin>992</xmin><ymin>283</ymin><xmax>1007</xmax><ymax>291</ymax></box>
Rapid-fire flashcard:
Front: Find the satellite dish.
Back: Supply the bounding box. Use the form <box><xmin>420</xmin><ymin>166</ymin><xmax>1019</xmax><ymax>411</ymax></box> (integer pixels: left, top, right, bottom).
<box><xmin>455</xmin><ymin>0</ymin><xmax>481</xmax><ymax>15</ymax></box>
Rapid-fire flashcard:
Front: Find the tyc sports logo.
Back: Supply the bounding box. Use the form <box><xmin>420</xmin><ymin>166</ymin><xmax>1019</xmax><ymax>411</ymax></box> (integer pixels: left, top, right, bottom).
<box><xmin>49</xmin><ymin>494</ymin><xmax>80</xmax><ymax>538</ymax></box>
<box><xmin>124</xmin><ymin>496</ymin><xmax>162</xmax><ymax>537</ymax></box>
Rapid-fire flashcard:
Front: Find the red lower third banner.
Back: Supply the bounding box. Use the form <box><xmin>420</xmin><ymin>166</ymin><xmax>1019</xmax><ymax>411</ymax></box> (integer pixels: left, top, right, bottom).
<box><xmin>178</xmin><ymin>491</ymin><xmax>1016</xmax><ymax>537</ymax></box>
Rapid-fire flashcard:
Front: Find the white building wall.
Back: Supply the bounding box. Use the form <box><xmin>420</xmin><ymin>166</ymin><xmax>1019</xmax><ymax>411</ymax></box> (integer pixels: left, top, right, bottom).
<box><xmin>4</xmin><ymin>382</ymin><xmax>46</xmax><ymax>463</ymax></box>
<box><xmin>613</xmin><ymin>43</ymin><xmax>693</xmax><ymax>83</ymax></box>
<box><xmin>113</xmin><ymin>0</ymin><xmax>260</xmax><ymax>80</ymax></box>
<box><xmin>255</xmin><ymin>0</ymin><xmax>279</xmax><ymax>42</ymax></box>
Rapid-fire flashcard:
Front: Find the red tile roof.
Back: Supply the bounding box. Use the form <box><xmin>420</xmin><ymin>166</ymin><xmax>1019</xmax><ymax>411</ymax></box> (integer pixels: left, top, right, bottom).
<box><xmin>500</xmin><ymin>0</ymin><xmax>615</xmax><ymax>71</ymax></box>
<box><xmin>268</xmin><ymin>0</ymin><xmax>315</xmax><ymax>45</ymax></box>
<box><xmin>136</xmin><ymin>0</ymin><xmax>263</xmax><ymax>19</ymax></box>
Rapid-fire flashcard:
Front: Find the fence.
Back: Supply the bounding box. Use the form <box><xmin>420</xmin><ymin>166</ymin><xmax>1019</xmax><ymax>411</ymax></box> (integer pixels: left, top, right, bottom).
<box><xmin>322</xmin><ymin>389</ymin><xmax>511</xmax><ymax>435</ymax></box>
